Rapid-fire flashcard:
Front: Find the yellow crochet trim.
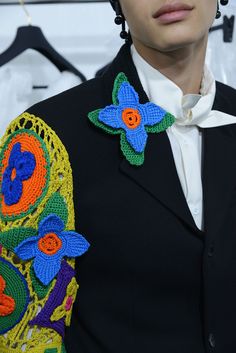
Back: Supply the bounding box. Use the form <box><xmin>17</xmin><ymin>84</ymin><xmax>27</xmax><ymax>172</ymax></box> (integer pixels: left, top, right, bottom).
<box><xmin>0</xmin><ymin>113</ymin><xmax>74</xmax><ymax>230</ymax></box>
<box><xmin>0</xmin><ymin>340</ymin><xmax>63</xmax><ymax>353</ymax></box>
<box><xmin>0</xmin><ymin>112</ymin><xmax>75</xmax><ymax>352</ymax></box>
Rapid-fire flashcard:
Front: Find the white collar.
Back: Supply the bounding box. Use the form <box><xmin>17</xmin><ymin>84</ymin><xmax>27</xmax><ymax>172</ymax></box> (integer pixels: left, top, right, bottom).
<box><xmin>131</xmin><ymin>44</ymin><xmax>236</xmax><ymax>128</ymax></box>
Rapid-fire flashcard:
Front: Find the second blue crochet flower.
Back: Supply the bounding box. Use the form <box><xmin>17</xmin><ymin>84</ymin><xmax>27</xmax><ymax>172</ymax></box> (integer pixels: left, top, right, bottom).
<box><xmin>14</xmin><ymin>214</ymin><xmax>90</xmax><ymax>285</ymax></box>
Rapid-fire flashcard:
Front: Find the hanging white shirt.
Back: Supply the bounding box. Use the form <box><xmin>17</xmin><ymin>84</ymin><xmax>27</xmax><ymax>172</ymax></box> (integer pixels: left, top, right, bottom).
<box><xmin>0</xmin><ymin>66</ymin><xmax>82</xmax><ymax>138</ymax></box>
<box><xmin>131</xmin><ymin>44</ymin><xmax>236</xmax><ymax>230</ymax></box>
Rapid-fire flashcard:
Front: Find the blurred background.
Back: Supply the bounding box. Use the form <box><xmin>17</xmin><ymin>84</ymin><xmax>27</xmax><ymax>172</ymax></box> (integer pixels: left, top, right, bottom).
<box><xmin>0</xmin><ymin>0</ymin><xmax>235</xmax><ymax>134</ymax></box>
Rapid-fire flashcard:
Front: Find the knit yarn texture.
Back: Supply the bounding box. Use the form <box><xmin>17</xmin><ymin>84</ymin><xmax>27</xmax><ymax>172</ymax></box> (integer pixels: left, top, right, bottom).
<box><xmin>0</xmin><ymin>113</ymin><xmax>89</xmax><ymax>353</ymax></box>
<box><xmin>88</xmin><ymin>72</ymin><xmax>175</xmax><ymax>166</ymax></box>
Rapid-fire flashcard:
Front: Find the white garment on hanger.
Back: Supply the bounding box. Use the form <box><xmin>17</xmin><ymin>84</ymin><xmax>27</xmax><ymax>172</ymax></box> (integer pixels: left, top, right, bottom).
<box><xmin>0</xmin><ymin>65</ymin><xmax>82</xmax><ymax>138</ymax></box>
<box><xmin>207</xmin><ymin>2</ymin><xmax>236</xmax><ymax>89</ymax></box>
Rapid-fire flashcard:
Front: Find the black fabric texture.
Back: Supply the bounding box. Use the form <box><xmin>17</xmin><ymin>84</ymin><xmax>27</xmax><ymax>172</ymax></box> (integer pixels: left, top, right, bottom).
<box><xmin>27</xmin><ymin>43</ymin><xmax>236</xmax><ymax>353</ymax></box>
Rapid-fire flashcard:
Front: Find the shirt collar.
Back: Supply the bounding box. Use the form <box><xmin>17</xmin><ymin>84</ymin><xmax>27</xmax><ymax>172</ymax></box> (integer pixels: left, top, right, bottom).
<box><xmin>131</xmin><ymin>44</ymin><xmax>216</xmax><ymax>127</ymax></box>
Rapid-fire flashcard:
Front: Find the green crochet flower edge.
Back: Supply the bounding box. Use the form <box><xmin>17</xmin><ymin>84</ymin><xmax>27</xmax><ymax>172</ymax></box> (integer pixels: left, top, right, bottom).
<box><xmin>39</xmin><ymin>192</ymin><xmax>68</xmax><ymax>226</ymax></box>
<box><xmin>88</xmin><ymin>72</ymin><xmax>175</xmax><ymax>166</ymax></box>
<box><xmin>44</xmin><ymin>345</ymin><xmax>66</xmax><ymax>353</ymax></box>
<box><xmin>0</xmin><ymin>228</ymin><xmax>37</xmax><ymax>252</ymax></box>
<box><xmin>112</xmin><ymin>72</ymin><xmax>129</xmax><ymax>105</ymax></box>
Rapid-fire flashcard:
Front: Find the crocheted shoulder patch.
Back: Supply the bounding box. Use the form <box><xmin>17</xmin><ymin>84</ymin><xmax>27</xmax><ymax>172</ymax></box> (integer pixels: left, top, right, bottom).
<box><xmin>0</xmin><ymin>113</ymin><xmax>90</xmax><ymax>353</ymax></box>
<box><xmin>88</xmin><ymin>72</ymin><xmax>175</xmax><ymax>166</ymax></box>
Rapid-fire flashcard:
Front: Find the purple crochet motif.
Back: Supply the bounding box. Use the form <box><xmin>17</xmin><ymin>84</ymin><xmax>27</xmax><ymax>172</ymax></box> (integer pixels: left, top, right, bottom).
<box><xmin>29</xmin><ymin>260</ymin><xmax>75</xmax><ymax>337</ymax></box>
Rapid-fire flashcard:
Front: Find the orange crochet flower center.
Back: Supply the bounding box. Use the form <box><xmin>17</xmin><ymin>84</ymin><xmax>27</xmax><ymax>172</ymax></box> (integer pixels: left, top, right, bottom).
<box><xmin>1</xmin><ymin>133</ymin><xmax>48</xmax><ymax>218</ymax></box>
<box><xmin>122</xmin><ymin>108</ymin><xmax>141</xmax><ymax>129</ymax></box>
<box><xmin>0</xmin><ymin>275</ymin><xmax>15</xmax><ymax>317</ymax></box>
<box><xmin>11</xmin><ymin>168</ymin><xmax>17</xmax><ymax>181</ymax></box>
<box><xmin>38</xmin><ymin>233</ymin><xmax>62</xmax><ymax>255</ymax></box>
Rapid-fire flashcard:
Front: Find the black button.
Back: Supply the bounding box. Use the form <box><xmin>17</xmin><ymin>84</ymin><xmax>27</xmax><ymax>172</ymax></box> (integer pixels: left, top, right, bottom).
<box><xmin>208</xmin><ymin>333</ymin><xmax>216</xmax><ymax>348</ymax></box>
<box><xmin>208</xmin><ymin>244</ymin><xmax>214</xmax><ymax>257</ymax></box>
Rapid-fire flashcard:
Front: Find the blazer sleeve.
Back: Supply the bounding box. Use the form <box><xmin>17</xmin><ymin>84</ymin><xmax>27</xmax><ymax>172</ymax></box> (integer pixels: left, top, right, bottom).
<box><xmin>0</xmin><ymin>111</ymin><xmax>90</xmax><ymax>353</ymax></box>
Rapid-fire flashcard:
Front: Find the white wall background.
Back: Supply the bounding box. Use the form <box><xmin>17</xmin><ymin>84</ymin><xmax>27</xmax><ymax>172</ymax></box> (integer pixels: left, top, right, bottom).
<box><xmin>0</xmin><ymin>2</ymin><xmax>123</xmax><ymax>83</ymax></box>
<box><xmin>206</xmin><ymin>0</ymin><xmax>236</xmax><ymax>89</ymax></box>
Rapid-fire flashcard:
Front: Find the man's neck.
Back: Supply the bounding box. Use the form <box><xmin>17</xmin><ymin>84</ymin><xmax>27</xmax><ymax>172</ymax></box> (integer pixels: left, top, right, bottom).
<box><xmin>132</xmin><ymin>36</ymin><xmax>208</xmax><ymax>95</ymax></box>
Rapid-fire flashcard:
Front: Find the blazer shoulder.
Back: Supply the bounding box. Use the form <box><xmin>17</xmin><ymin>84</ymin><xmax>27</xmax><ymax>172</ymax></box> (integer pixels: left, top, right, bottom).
<box><xmin>215</xmin><ymin>81</ymin><xmax>236</xmax><ymax>138</ymax></box>
<box><xmin>215</xmin><ymin>81</ymin><xmax>236</xmax><ymax>115</ymax></box>
<box><xmin>28</xmin><ymin>77</ymin><xmax>105</xmax><ymax>120</ymax></box>
<box><xmin>216</xmin><ymin>80</ymin><xmax>236</xmax><ymax>96</ymax></box>
<box><xmin>16</xmin><ymin>76</ymin><xmax>110</xmax><ymax>147</ymax></box>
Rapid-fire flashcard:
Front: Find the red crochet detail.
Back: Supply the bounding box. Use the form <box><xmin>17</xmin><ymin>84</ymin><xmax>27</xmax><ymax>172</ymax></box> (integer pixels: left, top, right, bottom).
<box><xmin>0</xmin><ymin>275</ymin><xmax>15</xmax><ymax>316</ymax></box>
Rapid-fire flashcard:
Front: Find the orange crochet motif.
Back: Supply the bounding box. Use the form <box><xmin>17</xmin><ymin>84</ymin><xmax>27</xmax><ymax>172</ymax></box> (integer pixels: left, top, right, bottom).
<box><xmin>1</xmin><ymin>132</ymin><xmax>48</xmax><ymax>218</ymax></box>
<box><xmin>38</xmin><ymin>232</ymin><xmax>63</xmax><ymax>255</ymax></box>
<box><xmin>10</xmin><ymin>168</ymin><xmax>17</xmax><ymax>181</ymax></box>
<box><xmin>122</xmin><ymin>108</ymin><xmax>141</xmax><ymax>129</ymax></box>
<box><xmin>0</xmin><ymin>275</ymin><xmax>15</xmax><ymax>317</ymax></box>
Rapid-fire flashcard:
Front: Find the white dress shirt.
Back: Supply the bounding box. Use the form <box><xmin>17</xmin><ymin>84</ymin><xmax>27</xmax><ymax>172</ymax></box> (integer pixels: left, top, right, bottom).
<box><xmin>131</xmin><ymin>45</ymin><xmax>236</xmax><ymax>230</ymax></box>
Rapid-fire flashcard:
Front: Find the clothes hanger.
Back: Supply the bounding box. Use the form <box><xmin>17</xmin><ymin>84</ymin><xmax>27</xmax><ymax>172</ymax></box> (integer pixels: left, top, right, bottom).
<box><xmin>0</xmin><ymin>0</ymin><xmax>86</xmax><ymax>82</ymax></box>
<box><xmin>210</xmin><ymin>15</ymin><xmax>235</xmax><ymax>42</ymax></box>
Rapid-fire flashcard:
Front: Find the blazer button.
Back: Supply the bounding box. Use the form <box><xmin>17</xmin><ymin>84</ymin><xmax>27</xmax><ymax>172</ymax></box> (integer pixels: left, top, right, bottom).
<box><xmin>208</xmin><ymin>333</ymin><xmax>216</xmax><ymax>348</ymax></box>
<box><xmin>208</xmin><ymin>244</ymin><xmax>214</xmax><ymax>257</ymax></box>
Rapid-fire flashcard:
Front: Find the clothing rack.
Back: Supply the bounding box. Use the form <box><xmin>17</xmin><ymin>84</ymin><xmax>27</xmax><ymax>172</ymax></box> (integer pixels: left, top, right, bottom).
<box><xmin>0</xmin><ymin>0</ymin><xmax>107</xmax><ymax>4</ymax></box>
<box><xmin>210</xmin><ymin>15</ymin><xmax>235</xmax><ymax>42</ymax></box>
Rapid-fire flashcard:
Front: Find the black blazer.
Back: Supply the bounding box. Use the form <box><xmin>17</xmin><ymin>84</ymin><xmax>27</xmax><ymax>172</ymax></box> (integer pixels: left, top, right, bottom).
<box><xmin>28</xmin><ymin>43</ymin><xmax>236</xmax><ymax>353</ymax></box>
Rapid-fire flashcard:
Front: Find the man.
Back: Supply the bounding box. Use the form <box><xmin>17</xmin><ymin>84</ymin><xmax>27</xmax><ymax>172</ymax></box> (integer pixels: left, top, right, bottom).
<box><xmin>1</xmin><ymin>1</ymin><xmax>236</xmax><ymax>352</ymax></box>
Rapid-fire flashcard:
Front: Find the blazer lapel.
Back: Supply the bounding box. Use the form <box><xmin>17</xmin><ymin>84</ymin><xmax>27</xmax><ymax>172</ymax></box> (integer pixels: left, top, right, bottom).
<box><xmin>104</xmin><ymin>44</ymin><xmax>198</xmax><ymax>231</ymax></box>
<box><xmin>203</xmin><ymin>85</ymin><xmax>236</xmax><ymax>236</ymax></box>
<box><xmin>120</xmin><ymin>132</ymin><xmax>197</xmax><ymax>230</ymax></box>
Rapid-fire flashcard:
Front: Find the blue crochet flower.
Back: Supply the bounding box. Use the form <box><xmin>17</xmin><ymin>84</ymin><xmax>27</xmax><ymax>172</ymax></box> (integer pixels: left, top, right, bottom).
<box><xmin>14</xmin><ymin>214</ymin><xmax>90</xmax><ymax>285</ymax></box>
<box><xmin>2</xmin><ymin>143</ymin><xmax>36</xmax><ymax>206</ymax></box>
<box><xmin>98</xmin><ymin>81</ymin><xmax>167</xmax><ymax>153</ymax></box>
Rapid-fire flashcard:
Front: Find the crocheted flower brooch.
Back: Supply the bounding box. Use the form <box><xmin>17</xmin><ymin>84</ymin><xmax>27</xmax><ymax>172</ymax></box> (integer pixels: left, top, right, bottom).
<box><xmin>0</xmin><ymin>192</ymin><xmax>90</xmax><ymax>286</ymax></box>
<box><xmin>88</xmin><ymin>72</ymin><xmax>175</xmax><ymax>166</ymax></box>
<box><xmin>14</xmin><ymin>213</ymin><xmax>89</xmax><ymax>286</ymax></box>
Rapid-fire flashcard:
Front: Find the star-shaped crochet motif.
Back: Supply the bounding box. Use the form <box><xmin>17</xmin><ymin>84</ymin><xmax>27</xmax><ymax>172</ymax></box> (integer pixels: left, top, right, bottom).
<box><xmin>88</xmin><ymin>73</ymin><xmax>175</xmax><ymax>166</ymax></box>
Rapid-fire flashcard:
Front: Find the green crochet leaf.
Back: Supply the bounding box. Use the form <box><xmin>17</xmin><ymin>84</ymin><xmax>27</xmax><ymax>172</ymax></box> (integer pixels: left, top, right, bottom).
<box><xmin>112</xmin><ymin>72</ymin><xmax>129</xmax><ymax>105</ymax></box>
<box><xmin>146</xmin><ymin>112</ymin><xmax>175</xmax><ymax>133</ymax></box>
<box><xmin>0</xmin><ymin>228</ymin><xmax>37</xmax><ymax>252</ymax></box>
<box><xmin>43</xmin><ymin>342</ymin><xmax>66</xmax><ymax>352</ymax></box>
<box><xmin>30</xmin><ymin>265</ymin><xmax>52</xmax><ymax>300</ymax></box>
<box><xmin>120</xmin><ymin>132</ymin><xmax>144</xmax><ymax>166</ymax></box>
<box><xmin>88</xmin><ymin>109</ymin><xmax>121</xmax><ymax>135</ymax></box>
<box><xmin>61</xmin><ymin>344</ymin><xmax>67</xmax><ymax>353</ymax></box>
<box><xmin>39</xmin><ymin>192</ymin><xmax>68</xmax><ymax>226</ymax></box>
